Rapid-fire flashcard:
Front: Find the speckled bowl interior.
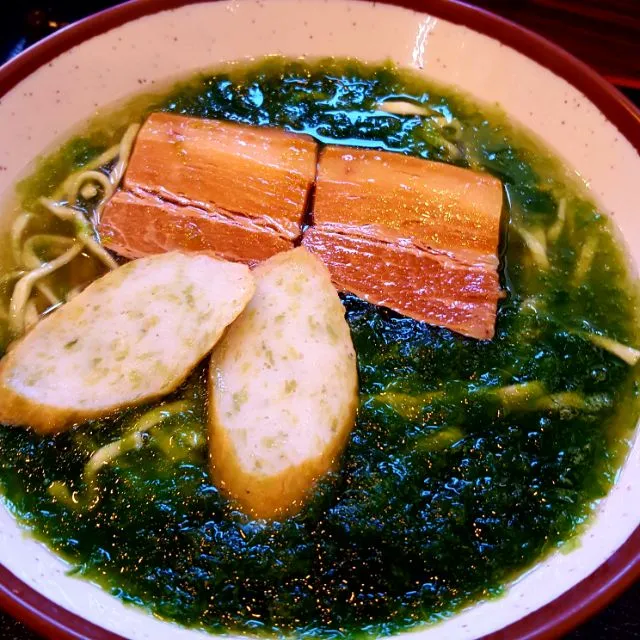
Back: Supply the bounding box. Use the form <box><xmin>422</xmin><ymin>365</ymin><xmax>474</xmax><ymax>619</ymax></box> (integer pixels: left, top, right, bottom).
<box><xmin>0</xmin><ymin>1</ymin><xmax>638</xmax><ymax>639</ymax></box>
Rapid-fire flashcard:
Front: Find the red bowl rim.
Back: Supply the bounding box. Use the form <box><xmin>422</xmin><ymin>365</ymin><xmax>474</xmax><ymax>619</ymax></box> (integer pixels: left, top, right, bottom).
<box><xmin>0</xmin><ymin>0</ymin><xmax>639</xmax><ymax>638</ymax></box>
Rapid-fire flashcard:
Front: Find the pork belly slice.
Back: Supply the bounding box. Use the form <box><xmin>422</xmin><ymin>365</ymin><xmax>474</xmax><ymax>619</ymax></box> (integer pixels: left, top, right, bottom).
<box><xmin>305</xmin><ymin>146</ymin><xmax>504</xmax><ymax>339</ymax></box>
<box><xmin>0</xmin><ymin>252</ymin><xmax>254</xmax><ymax>434</ymax></box>
<box><xmin>313</xmin><ymin>146</ymin><xmax>503</xmax><ymax>255</ymax></box>
<box><xmin>99</xmin><ymin>113</ymin><xmax>318</xmax><ymax>261</ymax></box>
<box><xmin>122</xmin><ymin>112</ymin><xmax>317</xmax><ymax>238</ymax></box>
<box><xmin>100</xmin><ymin>190</ymin><xmax>292</xmax><ymax>264</ymax></box>
<box><xmin>209</xmin><ymin>248</ymin><xmax>358</xmax><ymax>519</ymax></box>
<box><xmin>303</xmin><ymin>228</ymin><xmax>501</xmax><ymax>340</ymax></box>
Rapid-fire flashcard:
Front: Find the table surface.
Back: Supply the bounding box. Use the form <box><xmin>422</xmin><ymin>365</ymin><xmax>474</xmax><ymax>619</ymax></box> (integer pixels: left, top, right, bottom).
<box><xmin>0</xmin><ymin>1</ymin><xmax>638</xmax><ymax>639</ymax></box>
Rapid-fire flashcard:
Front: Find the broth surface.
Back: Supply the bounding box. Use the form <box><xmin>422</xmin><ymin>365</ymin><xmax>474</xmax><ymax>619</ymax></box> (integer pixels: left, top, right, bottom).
<box><xmin>0</xmin><ymin>59</ymin><xmax>638</xmax><ymax>637</ymax></box>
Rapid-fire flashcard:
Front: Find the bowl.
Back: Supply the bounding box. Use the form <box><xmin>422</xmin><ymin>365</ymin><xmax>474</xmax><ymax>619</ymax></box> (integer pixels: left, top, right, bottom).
<box><xmin>0</xmin><ymin>1</ymin><xmax>638</xmax><ymax>639</ymax></box>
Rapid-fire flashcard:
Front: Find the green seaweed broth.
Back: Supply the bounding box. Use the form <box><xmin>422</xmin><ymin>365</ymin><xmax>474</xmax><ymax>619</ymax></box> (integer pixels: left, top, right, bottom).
<box><xmin>1</xmin><ymin>58</ymin><xmax>639</xmax><ymax>637</ymax></box>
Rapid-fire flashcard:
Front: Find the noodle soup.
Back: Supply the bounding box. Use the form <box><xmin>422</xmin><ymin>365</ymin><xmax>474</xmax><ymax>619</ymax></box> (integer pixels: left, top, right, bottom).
<box><xmin>0</xmin><ymin>59</ymin><xmax>638</xmax><ymax>637</ymax></box>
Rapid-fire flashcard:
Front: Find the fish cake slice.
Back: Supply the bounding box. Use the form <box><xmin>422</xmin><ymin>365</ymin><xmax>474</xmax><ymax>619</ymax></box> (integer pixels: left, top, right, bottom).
<box><xmin>208</xmin><ymin>247</ymin><xmax>358</xmax><ymax>519</ymax></box>
<box><xmin>0</xmin><ymin>251</ymin><xmax>254</xmax><ymax>433</ymax></box>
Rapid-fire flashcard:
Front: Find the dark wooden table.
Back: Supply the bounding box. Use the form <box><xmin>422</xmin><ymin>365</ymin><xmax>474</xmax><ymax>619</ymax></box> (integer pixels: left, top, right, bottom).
<box><xmin>0</xmin><ymin>1</ymin><xmax>638</xmax><ymax>638</ymax></box>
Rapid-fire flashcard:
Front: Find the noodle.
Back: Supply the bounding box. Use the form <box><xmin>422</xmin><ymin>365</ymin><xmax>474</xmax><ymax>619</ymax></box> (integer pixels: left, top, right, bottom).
<box><xmin>80</xmin><ymin>231</ymin><xmax>118</xmax><ymax>269</ymax></box>
<box><xmin>66</xmin><ymin>284</ymin><xmax>86</xmax><ymax>301</ymax></box>
<box><xmin>376</xmin><ymin>101</ymin><xmax>462</xmax><ymax>156</ymax></box>
<box><xmin>65</xmin><ymin>170</ymin><xmax>114</xmax><ymax>206</ymax></box>
<box><xmin>547</xmin><ymin>198</ymin><xmax>567</xmax><ymax>243</ymax></box>
<box><xmin>110</xmin><ymin>124</ymin><xmax>141</xmax><ymax>187</ymax></box>
<box><xmin>432</xmin><ymin>115</ymin><xmax>463</xmax><ymax>139</ymax></box>
<box><xmin>21</xmin><ymin>235</ymin><xmax>75</xmax><ymax>307</ymax></box>
<box><xmin>80</xmin><ymin>183</ymin><xmax>99</xmax><ymax>200</ymax></box>
<box><xmin>573</xmin><ymin>236</ymin><xmax>598</xmax><ymax>284</ymax></box>
<box><xmin>38</xmin><ymin>198</ymin><xmax>88</xmax><ymax>225</ymax></box>
<box><xmin>39</xmin><ymin>199</ymin><xmax>118</xmax><ymax>270</ymax></box>
<box><xmin>0</xmin><ymin>270</ymin><xmax>26</xmax><ymax>286</ymax></box>
<box><xmin>12</xmin><ymin>222</ymin><xmax>63</xmax><ymax>308</ymax></box>
<box><xmin>586</xmin><ymin>333</ymin><xmax>640</xmax><ymax>366</ymax></box>
<box><xmin>85</xmin><ymin>400</ymin><xmax>192</xmax><ymax>479</ymax></box>
<box><xmin>21</xmin><ymin>234</ymin><xmax>75</xmax><ymax>268</ymax></box>
<box><xmin>10</xmin><ymin>213</ymin><xmax>33</xmax><ymax>265</ymax></box>
<box><xmin>1</xmin><ymin>124</ymin><xmax>140</xmax><ymax>344</ymax></box>
<box><xmin>51</xmin><ymin>123</ymin><xmax>139</xmax><ymax>208</ymax></box>
<box><xmin>127</xmin><ymin>401</ymin><xmax>192</xmax><ymax>434</ymax></box>
<box><xmin>516</xmin><ymin>226</ymin><xmax>550</xmax><ymax>269</ymax></box>
<box><xmin>52</xmin><ymin>144</ymin><xmax>120</xmax><ymax>201</ymax></box>
<box><xmin>9</xmin><ymin>243</ymin><xmax>83</xmax><ymax>335</ymax></box>
<box><xmin>34</xmin><ymin>281</ymin><xmax>59</xmax><ymax>308</ymax></box>
<box><xmin>48</xmin><ymin>400</ymin><xmax>192</xmax><ymax>510</ymax></box>
<box><xmin>24</xmin><ymin>299</ymin><xmax>40</xmax><ymax>332</ymax></box>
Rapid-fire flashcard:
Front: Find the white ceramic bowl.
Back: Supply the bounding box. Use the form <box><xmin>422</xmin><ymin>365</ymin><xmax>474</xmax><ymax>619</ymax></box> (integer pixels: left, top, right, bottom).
<box><xmin>0</xmin><ymin>1</ymin><xmax>638</xmax><ymax>639</ymax></box>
